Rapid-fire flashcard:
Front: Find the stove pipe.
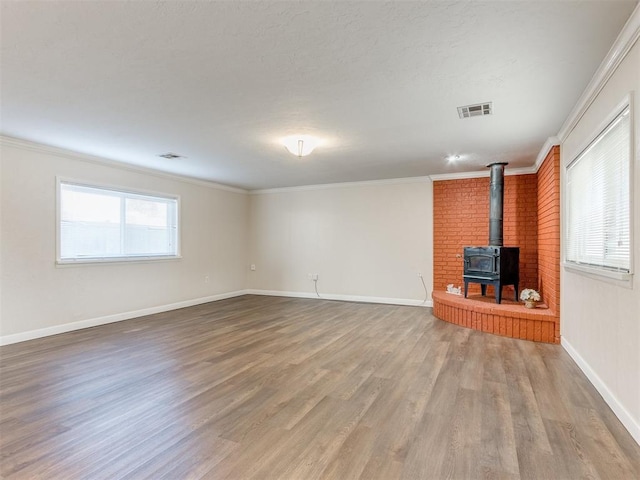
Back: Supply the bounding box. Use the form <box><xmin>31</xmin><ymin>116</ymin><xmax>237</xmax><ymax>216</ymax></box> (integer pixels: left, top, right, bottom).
<box><xmin>488</xmin><ymin>162</ymin><xmax>508</xmax><ymax>246</ymax></box>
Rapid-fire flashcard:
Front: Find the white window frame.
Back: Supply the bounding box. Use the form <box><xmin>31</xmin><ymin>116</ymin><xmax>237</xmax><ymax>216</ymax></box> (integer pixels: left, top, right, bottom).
<box><xmin>563</xmin><ymin>94</ymin><xmax>634</xmax><ymax>283</ymax></box>
<box><xmin>56</xmin><ymin>177</ymin><xmax>181</xmax><ymax>265</ymax></box>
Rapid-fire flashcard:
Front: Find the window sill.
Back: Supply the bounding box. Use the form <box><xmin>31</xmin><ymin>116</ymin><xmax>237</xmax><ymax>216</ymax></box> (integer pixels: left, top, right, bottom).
<box><xmin>563</xmin><ymin>262</ymin><xmax>633</xmax><ymax>287</ymax></box>
<box><xmin>56</xmin><ymin>255</ymin><xmax>182</xmax><ymax>267</ymax></box>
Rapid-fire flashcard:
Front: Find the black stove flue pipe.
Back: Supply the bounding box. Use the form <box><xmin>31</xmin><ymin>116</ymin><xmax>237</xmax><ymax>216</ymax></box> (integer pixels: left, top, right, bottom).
<box><xmin>488</xmin><ymin>162</ymin><xmax>508</xmax><ymax>246</ymax></box>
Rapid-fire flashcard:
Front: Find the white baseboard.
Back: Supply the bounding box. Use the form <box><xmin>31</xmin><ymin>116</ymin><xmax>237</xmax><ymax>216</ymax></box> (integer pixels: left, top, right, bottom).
<box><xmin>0</xmin><ymin>290</ymin><xmax>249</xmax><ymax>346</ymax></box>
<box><xmin>246</xmin><ymin>289</ymin><xmax>433</xmax><ymax>308</ymax></box>
<box><xmin>562</xmin><ymin>337</ymin><xmax>640</xmax><ymax>446</ymax></box>
<box><xmin>1</xmin><ymin>289</ymin><xmax>429</xmax><ymax>346</ymax></box>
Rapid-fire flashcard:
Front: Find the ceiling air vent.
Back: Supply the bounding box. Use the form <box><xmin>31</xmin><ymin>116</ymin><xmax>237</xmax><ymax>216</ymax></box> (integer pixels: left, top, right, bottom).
<box><xmin>158</xmin><ymin>152</ymin><xmax>184</xmax><ymax>159</ymax></box>
<box><xmin>457</xmin><ymin>102</ymin><xmax>492</xmax><ymax>119</ymax></box>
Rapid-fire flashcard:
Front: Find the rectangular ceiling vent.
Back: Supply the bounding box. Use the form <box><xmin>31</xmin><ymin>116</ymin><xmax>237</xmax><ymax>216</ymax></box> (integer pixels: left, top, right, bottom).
<box><xmin>457</xmin><ymin>102</ymin><xmax>492</xmax><ymax>119</ymax></box>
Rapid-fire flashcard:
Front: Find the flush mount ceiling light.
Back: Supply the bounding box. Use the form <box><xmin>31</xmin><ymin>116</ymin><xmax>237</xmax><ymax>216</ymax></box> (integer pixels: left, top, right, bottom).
<box><xmin>282</xmin><ymin>135</ymin><xmax>320</xmax><ymax>157</ymax></box>
<box><xmin>446</xmin><ymin>154</ymin><xmax>461</xmax><ymax>162</ymax></box>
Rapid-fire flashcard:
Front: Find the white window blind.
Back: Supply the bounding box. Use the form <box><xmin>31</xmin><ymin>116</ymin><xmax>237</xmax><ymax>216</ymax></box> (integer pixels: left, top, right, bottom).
<box><xmin>566</xmin><ymin>105</ymin><xmax>631</xmax><ymax>274</ymax></box>
<box><xmin>59</xmin><ymin>181</ymin><xmax>179</xmax><ymax>263</ymax></box>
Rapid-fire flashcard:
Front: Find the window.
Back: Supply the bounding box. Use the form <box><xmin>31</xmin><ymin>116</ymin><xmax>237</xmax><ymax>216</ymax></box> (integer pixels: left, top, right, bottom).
<box><xmin>58</xmin><ymin>180</ymin><xmax>179</xmax><ymax>263</ymax></box>
<box><xmin>565</xmin><ymin>102</ymin><xmax>632</xmax><ymax>279</ymax></box>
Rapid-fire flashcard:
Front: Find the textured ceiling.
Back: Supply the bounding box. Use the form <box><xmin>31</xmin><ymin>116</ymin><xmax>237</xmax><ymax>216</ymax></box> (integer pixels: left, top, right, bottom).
<box><xmin>1</xmin><ymin>1</ymin><xmax>637</xmax><ymax>189</ymax></box>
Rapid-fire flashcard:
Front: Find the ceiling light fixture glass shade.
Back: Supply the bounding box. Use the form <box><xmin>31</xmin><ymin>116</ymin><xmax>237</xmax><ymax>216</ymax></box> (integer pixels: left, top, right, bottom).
<box><xmin>282</xmin><ymin>135</ymin><xmax>319</xmax><ymax>157</ymax></box>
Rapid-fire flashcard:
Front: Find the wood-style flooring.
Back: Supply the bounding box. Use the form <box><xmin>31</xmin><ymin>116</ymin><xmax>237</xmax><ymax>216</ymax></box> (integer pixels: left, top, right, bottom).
<box><xmin>1</xmin><ymin>295</ymin><xmax>639</xmax><ymax>479</ymax></box>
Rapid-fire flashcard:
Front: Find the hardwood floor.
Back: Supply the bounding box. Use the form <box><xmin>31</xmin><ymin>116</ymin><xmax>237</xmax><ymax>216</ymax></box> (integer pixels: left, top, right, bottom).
<box><xmin>1</xmin><ymin>295</ymin><xmax>638</xmax><ymax>479</ymax></box>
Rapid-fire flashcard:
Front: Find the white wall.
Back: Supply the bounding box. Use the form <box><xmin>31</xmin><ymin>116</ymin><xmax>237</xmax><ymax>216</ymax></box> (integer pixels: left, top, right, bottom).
<box><xmin>0</xmin><ymin>141</ymin><xmax>249</xmax><ymax>342</ymax></box>
<box><xmin>248</xmin><ymin>180</ymin><xmax>433</xmax><ymax>305</ymax></box>
<box><xmin>560</xmin><ymin>39</ymin><xmax>640</xmax><ymax>442</ymax></box>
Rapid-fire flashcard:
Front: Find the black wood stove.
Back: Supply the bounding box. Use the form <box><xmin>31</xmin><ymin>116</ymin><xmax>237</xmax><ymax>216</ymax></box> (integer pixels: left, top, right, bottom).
<box><xmin>463</xmin><ymin>163</ymin><xmax>519</xmax><ymax>304</ymax></box>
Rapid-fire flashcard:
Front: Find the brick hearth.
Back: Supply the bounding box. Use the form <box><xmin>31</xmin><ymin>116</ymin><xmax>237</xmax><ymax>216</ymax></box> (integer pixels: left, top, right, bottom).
<box><xmin>432</xmin><ymin>291</ymin><xmax>557</xmax><ymax>343</ymax></box>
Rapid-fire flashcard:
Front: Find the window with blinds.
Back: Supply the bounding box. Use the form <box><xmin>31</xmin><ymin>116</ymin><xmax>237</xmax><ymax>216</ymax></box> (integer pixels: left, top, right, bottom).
<box><xmin>58</xmin><ymin>181</ymin><xmax>180</xmax><ymax>263</ymax></box>
<box><xmin>565</xmin><ymin>103</ymin><xmax>632</xmax><ymax>277</ymax></box>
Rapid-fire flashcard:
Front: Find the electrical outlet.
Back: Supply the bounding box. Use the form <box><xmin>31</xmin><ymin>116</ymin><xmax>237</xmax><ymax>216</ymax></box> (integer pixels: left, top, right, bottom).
<box><xmin>250</xmin><ymin>264</ymin><xmax>256</xmax><ymax>271</ymax></box>
<box><xmin>312</xmin><ymin>273</ymin><xmax>319</xmax><ymax>281</ymax></box>
<box><xmin>417</xmin><ymin>272</ymin><xmax>423</xmax><ymax>278</ymax></box>
<box><xmin>204</xmin><ymin>275</ymin><xmax>210</xmax><ymax>283</ymax></box>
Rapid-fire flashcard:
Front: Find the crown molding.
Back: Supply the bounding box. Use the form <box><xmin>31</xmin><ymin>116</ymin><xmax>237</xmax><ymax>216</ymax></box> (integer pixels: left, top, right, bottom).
<box><xmin>557</xmin><ymin>3</ymin><xmax>640</xmax><ymax>142</ymax></box>
<box><xmin>250</xmin><ymin>175</ymin><xmax>432</xmax><ymax>195</ymax></box>
<box><xmin>428</xmin><ymin>165</ymin><xmax>537</xmax><ymax>182</ymax></box>
<box><xmin>429</xmin><ymin>170</ymin><xmax>492</xmax><ymax>181</ymax></box>
<box><xmin>0</xmin><ymin>135</ymin><xmax>248</xmax><ymax>194</ymax></box>
<box><xmin>533</xmin><ymin>136</ymin><xmax>560</xmax><ymax>171</ymax></box>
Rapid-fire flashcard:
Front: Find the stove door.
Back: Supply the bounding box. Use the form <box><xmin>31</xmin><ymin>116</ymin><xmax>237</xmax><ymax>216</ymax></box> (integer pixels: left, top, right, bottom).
<box><xmin>465</xmin><ymin>255</ymin><xmax>497</xmax><ymax>273</ymax></box>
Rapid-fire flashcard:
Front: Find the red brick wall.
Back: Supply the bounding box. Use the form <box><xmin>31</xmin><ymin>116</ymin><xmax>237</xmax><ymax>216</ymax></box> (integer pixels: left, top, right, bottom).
<box><xmin>537</xmin><ymin>146</ymin><xmax>561</xmax><ymax>338</ymax></box>
<box><xmin>505</xmin><ymin>174</ymin><xmax>538</xmax><ymax>292</ymax></box>
<box><xmin>433</xmin><ymin>174</ymin><xmax>538</xmax><ymax>296</ymax></box>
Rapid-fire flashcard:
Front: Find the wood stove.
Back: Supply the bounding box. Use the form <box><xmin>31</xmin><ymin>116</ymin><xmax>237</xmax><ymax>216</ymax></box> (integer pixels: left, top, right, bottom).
<box><xmin>463</xmin><ymin>246</ymin><xmax>519</xmax><ymax>303</ymax></box>
<box><xmin>463</xmin><ymin>163</ymin><xmax>519</xmax><ymax>304</ymax></box>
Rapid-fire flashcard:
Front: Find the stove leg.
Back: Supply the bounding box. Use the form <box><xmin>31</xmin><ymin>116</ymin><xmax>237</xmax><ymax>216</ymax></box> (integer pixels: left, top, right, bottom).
<box><xmin>481</xmin><ymin>284</ymin><xmax>487</xmax><ymax>296</ymax></box>
<box><xmin>495</xmin><ymin>282</ymin><xmax>502</xmax><ymax>304</ymax></box>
